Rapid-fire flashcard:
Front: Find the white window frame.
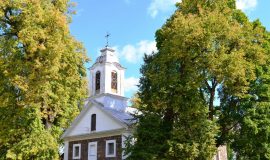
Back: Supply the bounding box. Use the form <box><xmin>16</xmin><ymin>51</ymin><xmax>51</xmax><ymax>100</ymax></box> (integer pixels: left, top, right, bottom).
<box><xmin>106</xmin><ymin>140</ymin><xmax>116</xmax><ymax>157</ymax></box>
<box><xmin>72</xmin><ymin>144</ymin><xmax>81</xmax><ymax>159</ymax></box>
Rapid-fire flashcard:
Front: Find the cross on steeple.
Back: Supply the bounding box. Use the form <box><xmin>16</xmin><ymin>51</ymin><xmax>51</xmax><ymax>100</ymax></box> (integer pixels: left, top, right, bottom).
<box><xmin>105</xmin><ymin>32</ymin><xmax>110</xmax><ymax>48</ymax></box>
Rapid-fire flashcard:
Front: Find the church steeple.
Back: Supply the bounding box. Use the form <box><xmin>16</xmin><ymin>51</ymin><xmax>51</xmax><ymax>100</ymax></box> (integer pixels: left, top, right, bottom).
<box><xmin>89</xmin><ymin>45</ymin><xmax>125</xmax><ymax>97</ymax></box>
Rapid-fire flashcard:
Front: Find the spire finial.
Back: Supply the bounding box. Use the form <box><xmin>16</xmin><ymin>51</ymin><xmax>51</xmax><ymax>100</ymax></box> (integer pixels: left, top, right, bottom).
<box><xmin>105</xmin><ymin>32</ymin><xmax>110</xmax><ymax>48</ymax></box>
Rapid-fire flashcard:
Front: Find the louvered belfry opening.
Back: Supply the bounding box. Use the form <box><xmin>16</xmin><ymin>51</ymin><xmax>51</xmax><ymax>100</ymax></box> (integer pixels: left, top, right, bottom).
<box><xmin>95</xmin><ymin>71</ymin><xmax>101</xmax><ymax>94</ymax></box>
<box><xmin>111</xmin><ymin>71</ymin><xmax>117</xmax><ymax>93</ymax></box>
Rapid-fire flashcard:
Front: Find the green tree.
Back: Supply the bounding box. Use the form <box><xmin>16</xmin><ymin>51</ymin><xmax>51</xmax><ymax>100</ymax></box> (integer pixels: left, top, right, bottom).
<box><xmin>127</xmin><ymin>0</ymin><xmax>269</xmax><ymax>159</ymax></box>
<box><xmin>0</xmin><ymin>0</ymin><xmax>88</xmax><ymax>159</ymax></box>
<box><xmin>130</xmin><ymin>93</ymin><xmax>141</xmax><ymax>109</ymax></box>
<box><xmin>219</xmin><ymin>21</ymin><xmax>270</xmax><ymax>159</ymax></box>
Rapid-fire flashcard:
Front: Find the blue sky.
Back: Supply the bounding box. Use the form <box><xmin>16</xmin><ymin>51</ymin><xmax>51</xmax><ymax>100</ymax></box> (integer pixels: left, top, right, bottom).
<box><xmin>70</xmin><ymin>0</ymin><xmax>270</xmax><ymax>98</ymax></box>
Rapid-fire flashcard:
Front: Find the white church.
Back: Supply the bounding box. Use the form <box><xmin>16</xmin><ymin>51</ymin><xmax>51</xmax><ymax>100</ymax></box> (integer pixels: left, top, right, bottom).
<box><xmin>62</xmin><ymin>46</ymin><xmax>135</xmax><ymax>160</ymax></box>
<box><xmin>61</xmin><ymin>44</ymin><xmax>227</xmax><ymax>160</ymax></box>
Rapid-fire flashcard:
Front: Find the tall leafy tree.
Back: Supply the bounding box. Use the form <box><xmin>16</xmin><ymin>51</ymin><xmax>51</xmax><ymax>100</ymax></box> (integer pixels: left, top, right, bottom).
<box><xmin>127</xmin><ymin>0</ymin><xmax>269</xmax><ymax>159</ymax></box>
<box><xmin>0</xmin><ymin>0</ymin><xmax>88</xmax><ymax>159</ymax></box>
<box><xmin>219</xmin><ymin>21</ymin><xmax>270</xmax><ymax>159</ymax></box>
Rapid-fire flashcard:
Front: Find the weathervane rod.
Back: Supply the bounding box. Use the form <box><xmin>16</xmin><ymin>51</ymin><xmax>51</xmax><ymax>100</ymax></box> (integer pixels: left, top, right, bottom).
<box><xmin>105</xmin><ymin>32</ymin><xmax>110</xmax><ymax>48</ymax></box>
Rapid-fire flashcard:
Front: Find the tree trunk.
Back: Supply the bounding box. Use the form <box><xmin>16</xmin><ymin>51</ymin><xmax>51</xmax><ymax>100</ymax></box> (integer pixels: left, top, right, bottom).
<box><xmin>205</xmin><ymin>79</ymin><xmax>217</xmax><ymax>120</ymax></box>
<box><xmin>209</xmin><ymin>89</ymin><xmax>215</xmax><ymax>120</ymax></box>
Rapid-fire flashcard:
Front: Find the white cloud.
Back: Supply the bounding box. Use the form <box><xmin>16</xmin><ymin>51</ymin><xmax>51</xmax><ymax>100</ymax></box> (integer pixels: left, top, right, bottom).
<box><xmin>118</xmin><ymin>40</ymin><xmax>157</xmax><ymax>63</ymax></box>
<box><xmin>147</xmin><ymin>0</ymin><xmax>257</xmax><ymax>18</ymax></box>
<box><xmin>148</xmin><ymin>0</ymin><xmax>180</xmax><ymax>18</ymax></box>
<box><xmin>121</xmin><ymin>45</ymin><xmax>137</xmax><ymax>62</ymax></box>
<box><xmin>124</xmin><ymin>77</ymin><xmax>139</xmax><ymax>92</ymax></box>
<box><xmin>236</xmin><ymin>0</ymin><xmax>257</xmax><ymax>11</ymax></box>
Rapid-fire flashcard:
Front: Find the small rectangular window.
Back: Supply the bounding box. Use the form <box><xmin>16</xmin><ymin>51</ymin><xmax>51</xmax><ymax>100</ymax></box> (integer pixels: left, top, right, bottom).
<box><xmin>108</xmin><ymin>143</ymin><xmax>114</xmax><ymax>155</ymax></box>
<box><xmin>72</xmin><ymin>144</ymin><xmax>81</xmax><ymax>159</ymax></box>
<box><xmin>91</xmin><ymin>114</ymin><xmax>96</xmax><ymax>131</ymax></box>
<box><xmin>106</xmin><ymin>140</ymin><xmax>116</xmax><ymax>157</ymax></box>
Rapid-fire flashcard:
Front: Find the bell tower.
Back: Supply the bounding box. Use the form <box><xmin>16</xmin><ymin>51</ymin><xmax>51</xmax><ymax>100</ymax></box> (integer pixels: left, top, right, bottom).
<box><xmin>88</xmin><ymin>34</ymin><xmax>127</xmax><ymax>112</ymax></box>
<box><xmin>89</xmin><ymin>47</ymin><xmax>125</xmax><ymax>97</ymax></box>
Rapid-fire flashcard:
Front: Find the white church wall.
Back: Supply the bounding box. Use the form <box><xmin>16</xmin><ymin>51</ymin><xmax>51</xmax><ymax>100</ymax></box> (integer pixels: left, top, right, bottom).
<box><xmin>69</xmin><ymin>104</ymin><xmax>123</xmax><ymax>137</ymax></box>
<box><xmin>103</xmin><ymin>49</ymin><xmax>119</xmax><ymax>63</ymax></box>
<box><xmin>120</xmin><ymin>69</ymin><xmax>125</xmax><ymax>96</ymax></box>
<box><xmin>89</xmin><ymin>69</ymin><xmax>93</xmax><ymax>96</ymax></box>
<box><xmin>104</xmin><ymin>64</ymin><xmax>111</xmax><ymax>95</ymax></box>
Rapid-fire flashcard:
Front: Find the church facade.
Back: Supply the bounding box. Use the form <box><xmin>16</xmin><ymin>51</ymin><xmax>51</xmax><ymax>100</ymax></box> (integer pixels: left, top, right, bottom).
<box><xmin>62</xmin><ymin>47</ymin><xmax>134</xmax><ymax>160</ymax></box>
<box><xmin>62</xmin><ymin>45</ymin><xmax>227</xmax><ymax>160</ymax></box>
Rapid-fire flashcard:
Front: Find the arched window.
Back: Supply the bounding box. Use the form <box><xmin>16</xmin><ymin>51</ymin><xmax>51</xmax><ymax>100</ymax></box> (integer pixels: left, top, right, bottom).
<box><xmin>91</xmin><ymin>114</ymin><xmax>96</xmax><ymax>131</ymax></box>
<box><xmin>95</xmin><ymin>71</ymin><xmax>101</xmax><ymax>94</ymax></box>
<box><xmin>111</xmin><ymin>71</ymin><xmax>117</xmax><ymax>93</ymax></box>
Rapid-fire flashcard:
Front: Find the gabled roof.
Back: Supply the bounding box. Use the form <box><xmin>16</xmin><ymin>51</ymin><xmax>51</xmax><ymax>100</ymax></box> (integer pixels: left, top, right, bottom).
<box><xmin>90</xmin><ymin>98</ymin><xmax>135</xmax><ymax>126</ymax></box>
<box><xmin>100</xmin><ymin>106</ymin><xmax>136</xmax><ymax>126</ymax></box>
<box><xmin>61</xmin><ymin>98</ymin><xmax>135</xmax><ymax>139</ymax></box>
